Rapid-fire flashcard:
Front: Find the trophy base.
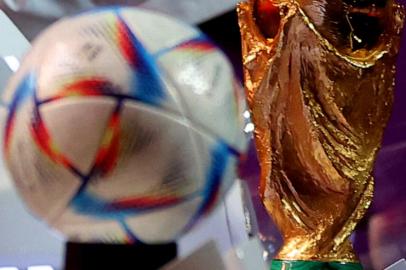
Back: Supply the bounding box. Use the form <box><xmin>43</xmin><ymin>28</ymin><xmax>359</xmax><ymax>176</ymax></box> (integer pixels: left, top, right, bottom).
<box><xmin>270</xmin><ymin>260</ymin><xmax>363</xmax><ymax>270</ymax></box>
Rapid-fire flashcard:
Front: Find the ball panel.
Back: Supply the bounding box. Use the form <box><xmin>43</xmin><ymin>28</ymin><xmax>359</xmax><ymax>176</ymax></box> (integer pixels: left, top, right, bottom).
<box><xmin>35</xmin><ymin>15</ymin><xmax>132</xmax><ymax>102</ymax></box>
<box><xmin>39</xmin><ymin>97</ymin><xmax>117</xmax><ymax>174</ymax></box>
<box><xmin>6</xmin><ymin>100</ymin><xmax>81</xmax><ymax>222</ymax></box>
<box><xmin>86</xmin><ymin>100</ymin><xmax>205</xmax><ymax>201</ymax></box>
<box><xmin>126</xmin><ymin>196</ymin><xmax>203</xmax><ymax>243</ymax></box>
<box><xmin>158</xmin><ymin>42</ymin><xmax>247</xmax><ymax>152</ymax></box>
<box><xmin>120</xmin><ymin>8</ymin><xmax>199</xmax><ymax>55</ymax></box>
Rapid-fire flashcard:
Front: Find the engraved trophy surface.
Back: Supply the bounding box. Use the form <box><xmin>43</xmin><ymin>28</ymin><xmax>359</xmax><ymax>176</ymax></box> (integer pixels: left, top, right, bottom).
<box><xmin>237</xmin><ymin>0</ymin><xmax>405</xmax><ymax>268</ymax></box>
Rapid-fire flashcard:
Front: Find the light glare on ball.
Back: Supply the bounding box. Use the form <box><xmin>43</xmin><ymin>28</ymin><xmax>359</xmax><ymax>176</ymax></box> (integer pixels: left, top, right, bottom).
<box><xmin>1</xmin><ymin>7</ymin><xmax>247</xmax><ymax>244</ymax></box>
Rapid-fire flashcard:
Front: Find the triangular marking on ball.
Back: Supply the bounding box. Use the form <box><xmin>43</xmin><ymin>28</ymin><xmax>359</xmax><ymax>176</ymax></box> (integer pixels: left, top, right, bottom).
<box><xmin>31</xmin><ymin>90</ymin><xmax>84</xmax><ymax>178</ymax></box>
<box><xmin>115</xmin><ymin>14</ymin><xmax>166</xmax><ymax>107</ymax></box>
<box><xmin>153</xmin><ymin>35</ymin><xmax>216</xmax><ymax>58</ymax></box>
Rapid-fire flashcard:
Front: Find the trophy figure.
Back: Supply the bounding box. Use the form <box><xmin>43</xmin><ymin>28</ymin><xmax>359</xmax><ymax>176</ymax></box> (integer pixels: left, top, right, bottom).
<box><xmin>238</xmin><ymin>0</ymin><xmax>405</xmax><ymax>268</ymax></box>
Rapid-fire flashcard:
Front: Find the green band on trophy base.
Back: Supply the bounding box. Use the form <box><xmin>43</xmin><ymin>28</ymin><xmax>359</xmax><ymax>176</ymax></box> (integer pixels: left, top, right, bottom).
<box><xmin>270</xmin><ymin>260</ymin><xmax>363</xmax><ymax>270</ymax></box>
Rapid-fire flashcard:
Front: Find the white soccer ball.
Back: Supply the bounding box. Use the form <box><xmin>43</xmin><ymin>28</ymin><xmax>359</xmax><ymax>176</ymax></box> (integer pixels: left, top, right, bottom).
<box><xmin>1</xmin><ymin>7</ymin><xmax>248</xmax><ymax>244</ymax></box>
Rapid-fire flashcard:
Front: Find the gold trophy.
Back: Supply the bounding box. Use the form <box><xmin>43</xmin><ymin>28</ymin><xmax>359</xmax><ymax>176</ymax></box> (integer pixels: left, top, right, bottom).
<box><xmin>237</xmin><ymin>0</ymin><xmax>405</xmax><ymax>269</ymax></box>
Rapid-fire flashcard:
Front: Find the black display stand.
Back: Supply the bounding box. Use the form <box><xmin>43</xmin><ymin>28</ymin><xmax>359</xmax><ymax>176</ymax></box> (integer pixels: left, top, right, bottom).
<box><xmin>64</xmin><ymin>242</ymin><xmax>177</xmax><ymax>270</ymax></box>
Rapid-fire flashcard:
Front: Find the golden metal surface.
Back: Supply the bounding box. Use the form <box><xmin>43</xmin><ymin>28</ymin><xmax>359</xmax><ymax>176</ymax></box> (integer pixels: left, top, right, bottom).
<box><xmin>238</xmin><ymin>0</ymin><xmax>405</xmax><ymax>262</ymax></box>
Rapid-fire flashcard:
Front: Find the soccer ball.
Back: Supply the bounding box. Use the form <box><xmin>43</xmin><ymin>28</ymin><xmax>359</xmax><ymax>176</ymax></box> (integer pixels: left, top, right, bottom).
<box><xmin>1</xmin><ymin>7</ymin><xmax>247</xmax><ymax>244</ymax></box>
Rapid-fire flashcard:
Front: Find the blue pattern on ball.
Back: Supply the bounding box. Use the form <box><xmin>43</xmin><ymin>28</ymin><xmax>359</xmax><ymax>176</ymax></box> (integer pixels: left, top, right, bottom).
<box><xmin>8</xmin><ymin>73</ymin><xmax>36</xmax><ymax>111</ymax></box>
<box><xmin>116</xmin><ymin>13</ymin><xmax>166</xmax><ymax>107</ymax></box>
<box><xmin>179</xmin><ymin>140</ymin><xmax>233</xmax><ymax>235</ymax></box>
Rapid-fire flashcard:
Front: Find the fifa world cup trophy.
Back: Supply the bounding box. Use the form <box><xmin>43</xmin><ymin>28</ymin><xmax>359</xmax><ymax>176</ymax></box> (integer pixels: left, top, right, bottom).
<box><xmin>238</xmin><ymin>0</ymin><xmax>405</xmax><ymax>269</ymax></box>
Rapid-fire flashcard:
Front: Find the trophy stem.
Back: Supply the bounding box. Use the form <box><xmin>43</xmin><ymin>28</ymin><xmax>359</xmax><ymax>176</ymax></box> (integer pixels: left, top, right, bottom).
<box><xmin>64</xmin><ymin>241</ymin><xmax>177</xmax><ymax>270</ymax></box>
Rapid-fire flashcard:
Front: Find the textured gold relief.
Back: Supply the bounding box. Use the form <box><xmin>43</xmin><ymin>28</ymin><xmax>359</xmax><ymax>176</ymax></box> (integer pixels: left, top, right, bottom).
<box><xmin>238</xmin><ymin>0</ymin><xmax>404</xmax><ymax>262</ymax></box>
